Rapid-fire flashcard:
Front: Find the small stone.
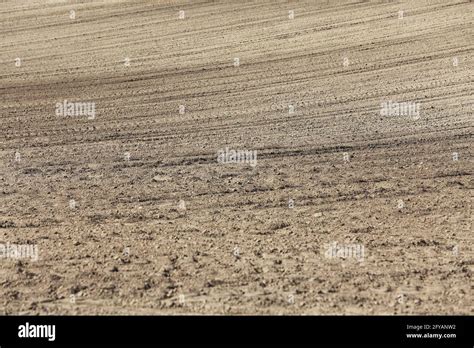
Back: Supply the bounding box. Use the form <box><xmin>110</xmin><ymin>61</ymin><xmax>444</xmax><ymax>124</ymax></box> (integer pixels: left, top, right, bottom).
<box><xmin>153</xmin><ymin>175</ymin><xmax>171</xmax><ymax>182</ymax></box>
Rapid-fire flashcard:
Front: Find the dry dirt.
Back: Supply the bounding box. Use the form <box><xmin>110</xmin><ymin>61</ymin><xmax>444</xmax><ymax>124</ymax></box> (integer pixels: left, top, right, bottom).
<box><xmin>0</xmin><ymin>0</ymin><xmax>472</xmax><ymax>315</ymax></box>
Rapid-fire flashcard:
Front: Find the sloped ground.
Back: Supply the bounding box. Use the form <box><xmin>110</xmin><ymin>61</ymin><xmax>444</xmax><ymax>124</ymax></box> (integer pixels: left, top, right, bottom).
<box><xmin>0</xmin><ymin>0</ymin><xmax>472</xmax><ymax>314</ymax></box>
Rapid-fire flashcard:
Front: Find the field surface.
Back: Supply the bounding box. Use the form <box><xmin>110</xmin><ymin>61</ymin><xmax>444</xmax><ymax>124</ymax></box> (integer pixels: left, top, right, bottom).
<box><xmin>0</xmin><ymin>0</ymin><xmax>472</xmax><ymax>314</ymax></box>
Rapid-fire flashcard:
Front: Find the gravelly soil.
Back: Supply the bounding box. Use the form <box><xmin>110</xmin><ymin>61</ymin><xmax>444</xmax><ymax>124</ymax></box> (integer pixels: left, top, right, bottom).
<box><xmin>0</xmin><ymin>0</ymin><xmax>472</xmax><ymax>314</ymax></box>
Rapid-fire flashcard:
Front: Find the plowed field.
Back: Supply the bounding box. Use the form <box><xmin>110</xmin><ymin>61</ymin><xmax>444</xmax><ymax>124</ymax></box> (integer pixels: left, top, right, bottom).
<box><xmin>0</xmin><ymin>0</ymin><xmax>472</xmax><ymax>314</ymax></box>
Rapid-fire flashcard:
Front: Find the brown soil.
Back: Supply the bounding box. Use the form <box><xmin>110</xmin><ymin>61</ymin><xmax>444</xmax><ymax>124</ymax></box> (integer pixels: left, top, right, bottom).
<box><xmin>0</xmin><ymin>0</ymin><xmax>472</xmax><ymax>314</ymax></box>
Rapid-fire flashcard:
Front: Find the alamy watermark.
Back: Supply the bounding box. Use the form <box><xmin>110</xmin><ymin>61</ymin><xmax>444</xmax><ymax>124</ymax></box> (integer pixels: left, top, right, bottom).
<box><xmin>381</xmin><ymin>100</ymin><xmax>420</xmax><ymax>120</ymax></box>
<box><xmin>0</xmin><ymin>243</ymin><xmax>39</xmax><ymax>261</ymax></box>
<box><xmin>55</xmin><ymin>100</ymin><xmax>95</xmax><ymax>120</ymax></box>
<box><xmin>217</xmin><ymin>147</ymin><xmax>257</xmax><ymax>167</ymax></box>
<box><xmin>323</xmin><ymin>242</ymin><xmax>365</xmax><ymax>262</ymax></box>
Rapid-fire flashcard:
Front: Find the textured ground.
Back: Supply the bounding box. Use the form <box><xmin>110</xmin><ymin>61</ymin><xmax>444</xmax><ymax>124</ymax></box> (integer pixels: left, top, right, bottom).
<box><xmin>0</xmin><ymin>0</ymin><xmax>472</xmax><ymax>314</ymax></box>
